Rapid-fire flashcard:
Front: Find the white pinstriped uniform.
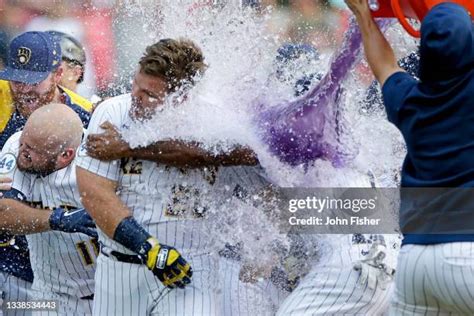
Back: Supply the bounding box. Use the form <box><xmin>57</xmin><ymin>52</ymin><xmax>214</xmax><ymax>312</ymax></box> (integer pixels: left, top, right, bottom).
<box><xmin>0</xmin><ymin>139</ymin><xmax>33</xmax><ymax>316</ymax></box>
<box><xmin>77</xmin><ymin>94</ymin><xmax>222</xmax><ymax>316</ymax></box>
<box><xmin>2</xmin><ymin>132</ymin><xmax>96</xmax><ymax>316</ymax></box>
<box><xmin>390</xmin><ymin>243</ymin><xmax>474</xmax><ymax>315</ymax></box>
<box><xmin>211</xmin><ymin>166</ymin><xmax>290</xmax><ymax>315</ymax></box>
<box><xmin>0</xmin><ymin>273</ymin><xmax>32</xmax><ymax>316</ymax></box>
<box><xmin>277</xmin><ymin>172</ymin><xmax>400</xmax><ymax>316</ymax></box>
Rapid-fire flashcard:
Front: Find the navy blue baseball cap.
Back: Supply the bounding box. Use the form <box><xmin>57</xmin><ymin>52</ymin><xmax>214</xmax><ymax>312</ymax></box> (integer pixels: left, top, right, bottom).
<box><xmin>0</xmin><ymin>31</ymin><xmax>62</xmax><ymax>84</ymax></box>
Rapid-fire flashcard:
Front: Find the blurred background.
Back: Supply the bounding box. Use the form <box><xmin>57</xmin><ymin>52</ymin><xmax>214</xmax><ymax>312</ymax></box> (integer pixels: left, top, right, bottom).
<box><xmin>0</xmin><ymin>0</ymin><xmax>350</xmax><ymax>99</ymax></box>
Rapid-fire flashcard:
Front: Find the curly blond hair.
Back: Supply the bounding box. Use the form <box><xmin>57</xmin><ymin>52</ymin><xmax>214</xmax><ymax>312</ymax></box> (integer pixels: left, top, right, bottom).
<box><xmin>139</xmin><ymin>38</ymin><xmax>207</xmax><ymax>92</ymax></box>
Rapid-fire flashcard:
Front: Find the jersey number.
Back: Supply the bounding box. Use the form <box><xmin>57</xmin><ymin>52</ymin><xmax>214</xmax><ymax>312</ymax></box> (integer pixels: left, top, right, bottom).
<box><xmin>76</xmin><ymin>238</ymin><xmax>100</xmax><ymax>266</ymax></box>
<box><xmin>165</xmin><ymin>185</ymin><xmax>207</xmax><ymax>218</ymax></box>
<box><xmin>0</xmin><ymin>153</ymin><xmax>16</xmax><ymax>174</ymax></box>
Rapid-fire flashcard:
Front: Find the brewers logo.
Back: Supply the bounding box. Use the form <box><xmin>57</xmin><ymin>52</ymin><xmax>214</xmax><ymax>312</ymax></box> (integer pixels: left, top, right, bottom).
<box><xmin>17</xmin><ymin>47</ymin><xmax>32</xmax><ymax>65</ymax></box>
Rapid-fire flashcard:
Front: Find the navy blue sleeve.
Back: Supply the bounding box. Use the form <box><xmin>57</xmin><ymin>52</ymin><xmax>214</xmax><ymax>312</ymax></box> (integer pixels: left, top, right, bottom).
<box><xmin>0</xmin><ymin>188</ymin><xmax>33</xmax><ymax>282</ymax></box>
<box><xmin>1</xmin><ymin>188</ymin><xmax>27</xmax><ymax>201</ymax></box>
<box><xmin>382</xmin><ymin>71</ymin><xmax>417</xmax><ymax>125</ymax></box>
<box><xmin>69</xmin><ymin>105</ymin><xmax>91</xmax><ymax>129</ymax></box>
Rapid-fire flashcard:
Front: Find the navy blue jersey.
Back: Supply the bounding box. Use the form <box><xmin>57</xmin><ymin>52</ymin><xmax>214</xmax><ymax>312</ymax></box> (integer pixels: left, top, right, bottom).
<box><xmin>0</xmin><ymin>189</ymin><xmax>33</xmax><ymax>282</ymax></box>
<box><xmin>382</xmin><ymin>3</ymin><xmax>474</xmax><ymax>245</ymax></box>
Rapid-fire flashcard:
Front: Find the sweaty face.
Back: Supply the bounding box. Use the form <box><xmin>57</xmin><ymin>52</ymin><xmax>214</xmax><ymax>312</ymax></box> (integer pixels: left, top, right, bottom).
<box><xmin>130</xmin><ymin>70</ymin><xmax>168</xmax><ymax>121</ymax></box>
<box><xmin>10</xmin><ymin>73</ymin><xmax>57</xmax><ymax>118</ymax></box>
<box><xmin>17</xmin><ymin>131</ymin><xmax>61</xmax><ymax>176</ymax></box>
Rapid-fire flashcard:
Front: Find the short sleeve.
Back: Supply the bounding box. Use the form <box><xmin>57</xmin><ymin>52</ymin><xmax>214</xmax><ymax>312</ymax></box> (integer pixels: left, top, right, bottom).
<box><xmin>75</xmin><ymin>99</ymin><xmax>124</xmax><ymax>181</ymax></box>
<box><xmin>0</xmin><ymin>132</ymin><xmax>33</xmax><ymax>199</ymax></box>
<box><xmin>382</xmin><ymin>71</ymin><xmax>417</xmax><ymax>125</ymax></box>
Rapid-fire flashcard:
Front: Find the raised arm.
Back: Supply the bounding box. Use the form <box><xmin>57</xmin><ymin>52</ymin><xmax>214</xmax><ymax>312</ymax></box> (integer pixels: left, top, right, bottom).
<box><xmin>344</xmin><ymin>0</ymin><xmax>403</xmax><ymax>85</ymax></box>
<box><xmin>85</xmin><ymin>122</ymin><xmax>258</xmax><ymax>167</ymax></box>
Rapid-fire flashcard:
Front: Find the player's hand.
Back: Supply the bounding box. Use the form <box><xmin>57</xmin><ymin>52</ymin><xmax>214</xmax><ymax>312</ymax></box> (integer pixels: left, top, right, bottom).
<box><xmin>344</xmin><ymin>0</ymin><xmax>371</xmax><ymax>17</ymax></box>
<box><xmin>49</xmin><ymin>208</ymin><xmax>98</xmax><ymax>238</ymax></box>
<box><xmin>0</xmin><ymin>177</ymin><xmax>12</xmax><ymax>191</ymax></box>
<box><xmin>141</xmin><ymin>237</ymin><xmax>192</xmax><ymax>289</ymax></box>
<box><xmin>353</xmin><ymin>241</ymin><xmax>395</xmax><ymax>290</ymax></box>
<box><xmin>86</xmin><ymin>121</ymin><xmax>131</xmax><ymax>161</ymax></box>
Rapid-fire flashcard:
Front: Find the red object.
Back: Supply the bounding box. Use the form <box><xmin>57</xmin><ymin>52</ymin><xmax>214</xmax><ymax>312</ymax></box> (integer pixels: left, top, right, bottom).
<box><xmin>371</xmin><ymin>0</ymin><xmax>474</xmax><ymax>37</ymax></box>
<box><xmin>80</xmin><ymin>8</ymin><xmax>116</xmax><ymax>92</ymax></box>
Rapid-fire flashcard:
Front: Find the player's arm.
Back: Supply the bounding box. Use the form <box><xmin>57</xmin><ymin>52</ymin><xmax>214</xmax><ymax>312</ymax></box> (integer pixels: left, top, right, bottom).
<box><xmin>117</xmin><ymin>140</ymin><xmax>257</xmax><ymax>168</ymax></box>
<box><xmin>85</xmin><ymin>121</ymin><xmax>258</xmax><ymax>167</ymax></box>
<box><xmin>0</xmin><ymin>190</ymin><xmax>96</xmax><ymax>236</ymax></box>
<box><xmin>344</xmin><ymin>0</ymin><xmax>403</xmax><ymax>86</ymax></box>
<box><xmin>76</xmin><ymin>167</ymin><xmax>193</xmax><ymax>288</ymax></box>
<box><xmin>0</xmin><ymin>194</ymin><xmax>50</xmax><ymax>234</ymax></box>
<box><xmin>76</xmin><ymin>168</ymin><xmax>128</xmax><ymax>238</ymax></box>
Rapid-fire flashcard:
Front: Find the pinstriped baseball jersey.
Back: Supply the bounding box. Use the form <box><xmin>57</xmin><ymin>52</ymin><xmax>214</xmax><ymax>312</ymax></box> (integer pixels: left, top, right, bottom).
<box><xmin>3</xmin><ymin>132</ymin><xmax>96</xmax><ymax>301</ymax></box>
<box><xmin>78</xmin><ymin>94</ymin><xmax>268</xmax><ymax>315</ymax></box>
<box><xmin>0</xmin><ymin>133</ymin><xmax>33</xmax><ymax>285</ymax></box>
<box><xmin>0</xmin><ymin>272</ymin><xmax>33</xmax><ymax>316</ymax></box>
<box><xmin>76</xmin><ymin>94</ymin><xmax>223</xmax><ymax>257</ymax></box>
<box><xmin>208</xmin><ymin>166</ymin><xmax>291</xmax><ymax>316</ymax></box>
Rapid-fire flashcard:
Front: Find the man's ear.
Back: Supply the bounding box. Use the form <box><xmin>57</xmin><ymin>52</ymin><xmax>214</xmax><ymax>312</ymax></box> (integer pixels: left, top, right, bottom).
<box><xmin>53</xmin><ymin>66</ymin><xmax>64</xmax><ymax>84</ymax></box>
<box><xmin>73</xmin><ymin>65</ymin><xmax>84</xmax><ymax>83</ymax></box>
<box><xmin>58</xmin><ymin>148</ymin><xmax>76</xmax><ymax>167</ymax></box>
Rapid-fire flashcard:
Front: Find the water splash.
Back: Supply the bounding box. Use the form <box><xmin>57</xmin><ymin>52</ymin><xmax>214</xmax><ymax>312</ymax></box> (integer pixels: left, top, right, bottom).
<box><xmin>257</xmin><ymin>19</ymin><xmax>393</xmax><ymax>168</ymax></box>
<box><xmin>118</xmin><ymin>1</ymin><xmax>409</xmax><ymax>270</ymax></box>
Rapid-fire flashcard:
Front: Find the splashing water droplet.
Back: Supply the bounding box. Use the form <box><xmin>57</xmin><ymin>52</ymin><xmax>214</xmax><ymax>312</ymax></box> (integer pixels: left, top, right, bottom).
<box><xmin>369</xmin><ymin>0</ymin><xmax>380</xmax><ymax>11</ymax></box>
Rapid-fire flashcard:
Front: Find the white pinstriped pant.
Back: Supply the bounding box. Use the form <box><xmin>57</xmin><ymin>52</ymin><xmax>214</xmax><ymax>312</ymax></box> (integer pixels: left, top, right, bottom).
<box><xmin>30</xmin><ymin>289</ymin><xmax>93</xmax><ymax>316</ymax></box>
<box><xmin>390</xmin><ymin>242</ymin><xmax>474</xmax><ymax>316</ymax></box>
<box><xmin>92</xmin><ymin>252</ymin><xmax>220</xmax><ymax>316</ymax></box>
<box><xmin>218</xmin><ymin>258</ymin><xmax>290</xmax><ymax>316</ymax></box>
<box><xmin>276</xmin><ymin>235</ymin><xmax>398</xmax><ymax>316</ymax></box>
<box><xmin>0</xmin><ymin>273</ymin><xmax>32</xmax><ymax>316</ymax></box>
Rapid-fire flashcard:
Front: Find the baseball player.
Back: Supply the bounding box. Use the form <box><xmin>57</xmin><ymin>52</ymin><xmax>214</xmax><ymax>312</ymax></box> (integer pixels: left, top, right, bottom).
<box><xmin>83</xmin><ymin>119</ymin><xmax>289</xmax><ymax>314</ymax></box>
<box><xmin>0</xmin><ymin>31</ymin><xmax>92</xmax><ymax>148</ymax></box>
<box><xmin>210</xmin><ymin>166</ymin><xmax>293</xmax><ymax>315</ymax></box>
<box><xmin>0</xmin><ymin>103</ymin><xmax>97</xmax><ymax>315</ymax></box>
<box><xmin>0</xmin><ymin>31</ymin><xmax>92</xmax><ymax>316</ymax></box>
<box><xmin>262</xmin><ymin>37</ymin><xmax>401</xmax><ymax>315</ymax></box>
<box><xmin>77</xmin><ymin>37</ymin><xmax>287</xmax><ymax>315</ymax></box>
<box><xmin>76</xmin><ymin>38</ymin><xmax>214</xmax><ymax>316</ymax></box>
<box><xmin>84</xmin><ymin>123</ymin><xmax>288</xmax><ymax>316</ymax></box>
<box><xmin>47</xmin><ymin>31</ymin><xmax>86</xmax><ymax>93</ymax></box>
<box><xmin>346</xmin><ymin>0</ymin><xmax>474</xmax><ymax>314</ymax></box>
<box><xmin>276</xmin><ymin>170</ymin><xmax>400</xmax><ymax>316</ymax></box>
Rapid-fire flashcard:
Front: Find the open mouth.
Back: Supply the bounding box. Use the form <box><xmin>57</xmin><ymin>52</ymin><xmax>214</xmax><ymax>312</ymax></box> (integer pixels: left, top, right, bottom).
<box><xmin>20</xmin><ymin>150</ymin><xmax>32</xmax><ymax>163</ymax></box>
<box><xmin>21</xmin><ymin>96</ymin><xmax>38</xmax><ymax>104</ymax></box>
<box><xmin>17</xmin><ymin>95</ymin><xmax>41</xmax><ymax>113</ymax></box>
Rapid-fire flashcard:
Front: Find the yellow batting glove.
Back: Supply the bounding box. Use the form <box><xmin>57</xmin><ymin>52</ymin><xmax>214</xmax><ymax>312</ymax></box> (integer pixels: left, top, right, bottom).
<box><xmin>143</xmin><ymin>237</ymin><xmax>193</xmax><ymax>289</ymax></box>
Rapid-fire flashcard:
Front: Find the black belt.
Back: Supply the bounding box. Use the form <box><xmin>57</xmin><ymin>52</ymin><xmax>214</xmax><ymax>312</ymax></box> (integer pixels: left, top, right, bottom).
<box><xmin>101</xmin><ymin>248</ymin><xmax>142</xmax><ymax>265</ymax></box>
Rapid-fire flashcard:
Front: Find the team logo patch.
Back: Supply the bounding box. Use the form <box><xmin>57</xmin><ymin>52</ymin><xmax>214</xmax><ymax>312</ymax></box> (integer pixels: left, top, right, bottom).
<box><xmin>17</xmin><ymin>47</ymin><xmax>32</xmax><ymax>65</ymax></box>
<box><xmin>120</xmin><ymin>158</ymin><xmax>142</xmax><ymax>175</ymax></box>
<box><xmin>0</xmin><ymin>153</ymin><xmax>17</xmax><ymax>174</ymax></box>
